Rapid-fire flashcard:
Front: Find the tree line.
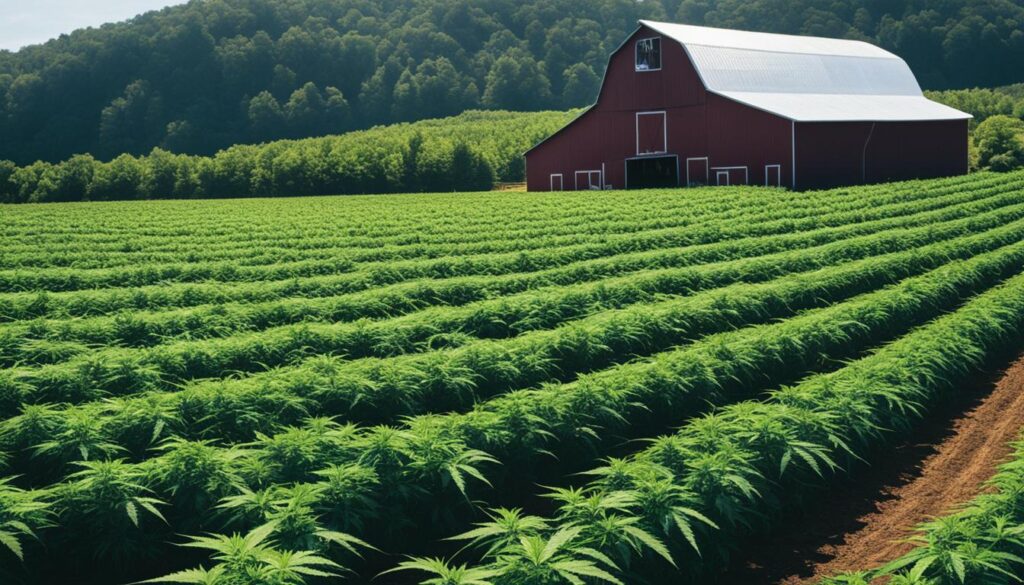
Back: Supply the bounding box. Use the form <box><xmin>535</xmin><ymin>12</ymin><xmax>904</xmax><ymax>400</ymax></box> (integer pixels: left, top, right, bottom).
<box><xmin>0</xmin><ymin>110</ymin><xmax>575</xmax><ymax>203</ymax></box>
<box><xmin>2</xmin><ymin>86</ymin><xmax>1022</xmax><ymax>204</ymax></box>
<box><xmin>1</xmin><ymin>0</ymin><xmax>1023</xmax><ymax>165</ymax></box>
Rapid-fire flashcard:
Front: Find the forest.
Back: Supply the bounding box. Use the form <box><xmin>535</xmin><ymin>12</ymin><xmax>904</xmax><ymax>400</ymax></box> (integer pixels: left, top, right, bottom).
<box><xmin>1</xmin><ymin>0</ymin><xmax>1023</xmax><ymax>165</ymax></box>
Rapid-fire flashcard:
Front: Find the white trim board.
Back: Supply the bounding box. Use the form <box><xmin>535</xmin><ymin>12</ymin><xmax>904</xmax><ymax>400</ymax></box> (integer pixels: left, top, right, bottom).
<box><xmin>550</xmin><ymin>173</ymin><xmax>563</xmax><ymax>191</ymax></box>
<box><xmin>634</xmin><ymin>36</ymin><xmax>663</xmax><ymax>72</ymax></box>
<box><xmin>710</xmin><ymin>165</ymin><xmax>749</xmax><ymax>185</ymax></box>
<box><xmin>574</xmin><ymin>169</ymin><xmax>602</xmax><ymax>190</ymax></box>
<box><xmin>635</xmin><ymin>111</ymin><xmax>668</xmax><ymax>156</ymax></box>
<box><xmin>765</xmin><ymin>164</ymin><xmax>782</xmax><ymax>187</ymax></box>
<box><xmin>791</xmin><ymin>121</ymin><xmax>797</xmax><ymax>189</ymax></box>
<box><xmin>685</xmin><ymin>156</ymin><xmax>709</xmax><ymax>186</ymax></box>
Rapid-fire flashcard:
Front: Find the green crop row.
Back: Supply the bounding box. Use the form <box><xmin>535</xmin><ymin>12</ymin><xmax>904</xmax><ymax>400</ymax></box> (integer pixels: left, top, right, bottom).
<box><xmin>429</xmin><ymin>256</ymin><xmax>1024</xmax><ymax>585</ymax></box>
<box><xmin>4</xmin><ymin>187</ymin><xmax>1022</xmax><ymax>377</ymax></box>
<box><xmin>1</xmin><ymin>173</ymin><xmax>1013</xmax><ymax>295</ymax></box>
<box><xmin>7</xmin><ymin>199</ymin><xmax>1024</xmax><ymax>419</ymax></box>
<box><xmin>6</xmin><ymin>180</ymin><xmax>1023</xmax><ymax>357</ymax></box>
<box><xmin>0</xmin><ymin>175</ymin><xmax>950</xmax><ymax>320</ymax></box>
<box><xmin>0</xmin><ymin>186</ymin><xmax>801</xmax><ymax>268</ymax></box>
<box><xmin>1</xmin><ymin>171</ymin><xmax>992</xmax><ymax>252</ymax></box>
<box><xmin>2</xmin><ymin>174</ymin><xmax>1015</xmax><ymax>323</ymax></box>
<box><xmin>0</xmin><ymin>182</ymin><xmax>849</xmax><ymax>276</ymax></box>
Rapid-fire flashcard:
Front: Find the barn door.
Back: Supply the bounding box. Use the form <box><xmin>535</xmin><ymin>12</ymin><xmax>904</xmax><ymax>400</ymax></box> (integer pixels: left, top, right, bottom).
<box><xmin>636</xmin><ymin>112</ymin><xmax>667</xmax><ymax>156</ymax></box>
<box><xmin>686</xmin><ymin>157</ymin><xmax>709</xmax><ymax>186</ymax></box>
<box><xmin>626</xmin><ymin>156</ymin><xmax>678</xmax><ymax>189</ymax></box>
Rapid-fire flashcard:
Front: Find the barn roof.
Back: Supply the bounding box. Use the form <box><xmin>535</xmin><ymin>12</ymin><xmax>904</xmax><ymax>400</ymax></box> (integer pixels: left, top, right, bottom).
<box><xmin>639</xmin><ymin>20</ymin><xmax>972</xmax><ymax>122</ymax></box>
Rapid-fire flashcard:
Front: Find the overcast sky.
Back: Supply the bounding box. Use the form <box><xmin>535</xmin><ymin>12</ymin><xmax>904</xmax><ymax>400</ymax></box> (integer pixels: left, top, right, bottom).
<box><xmin>0</xmin><ymin>0</ymin><xmax>188</xmax><ymax>51</ymax></box>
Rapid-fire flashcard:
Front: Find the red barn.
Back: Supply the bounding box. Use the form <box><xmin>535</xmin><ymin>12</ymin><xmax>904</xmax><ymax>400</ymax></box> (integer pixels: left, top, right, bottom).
<box><xmin>525</xmin><ymin>21</ymin><xmax>972</xmax><ymax>191</ymax></box>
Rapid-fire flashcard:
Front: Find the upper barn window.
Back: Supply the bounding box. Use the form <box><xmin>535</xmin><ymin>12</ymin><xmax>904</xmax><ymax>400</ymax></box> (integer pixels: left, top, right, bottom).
<box><xmin>635</xmin><ymin>37</ymin><xmax>661</xmax><ymax>71</ymax></box>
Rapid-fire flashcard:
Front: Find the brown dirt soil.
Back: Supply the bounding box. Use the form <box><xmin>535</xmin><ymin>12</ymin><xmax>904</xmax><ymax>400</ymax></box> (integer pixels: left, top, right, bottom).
<box><xmin>719</xmin><ymin>352</ymin><xmax>1024</xmax><ymax>585</ymax></box>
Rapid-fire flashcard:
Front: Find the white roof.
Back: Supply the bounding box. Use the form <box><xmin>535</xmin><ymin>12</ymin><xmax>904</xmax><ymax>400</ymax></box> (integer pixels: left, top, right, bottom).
<box><xmin>639</xmin><ymin>20</ymin><xmax>971</xmax><ymax>122</ymax></box>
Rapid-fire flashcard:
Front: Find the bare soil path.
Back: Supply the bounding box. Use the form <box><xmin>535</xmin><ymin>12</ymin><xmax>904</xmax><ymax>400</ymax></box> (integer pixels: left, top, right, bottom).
<box><xmin>719</xmin><ymin>352</ymin><xmax>1024</xmax><ymax>585</ymax></box>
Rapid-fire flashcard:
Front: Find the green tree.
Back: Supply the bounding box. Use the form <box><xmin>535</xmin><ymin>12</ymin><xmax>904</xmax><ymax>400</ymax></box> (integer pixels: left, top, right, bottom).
<box><xmin>162</xmin><ymin>120</ymin><xmax>199</xmax><ymax>153</ymax></box>
<box><xmin>47</xmin><ymin>154</ymin><xmax>98</xmax><ymax>201</ymax></box>
<box><xmin>974</xmin><ymin>115</ymin><xmax>1024</xmax><ymax>171</ymax></box>
<box><xmin>141</xmin><ymin>148</ymin><xmax>183</xmax><ymax>198</ymax></box>
<box><xmin>89</xmin><ymin>154</ymin><xmax>144</xmax><ymax>200</ymax></box>
<box><xmin>99</xmin><ymin>80</ymin><xmax>162</xmax><ymax>158</ymax></box>
<box><xmin>0</xmin><ymin>159</ymin><xmax>21</xmax><ymax>203</ymax></box>
<box><xmin>216</xmin><ymin>31</ymin><xmax>275</xmax><ymax>96</ymax></box>
<box><xmin>482</xmin><ymin>49</ymin><xmax>552</xmax><ymax>111</ymax></box>
<box><xmin>451</xmin><ymin>142</ymin><xmax>494</xmax><ymax>191</ymax></box>
<box><xmin>323</xmin><ymin>87</ymin><xmax>352</xmax><ymax>134</ymax></box>
<box><xmin>248</xmin><ymin>91</ymin><xmax>286</xmax><ymax>142</ymax></box>
<box><xmin>284</xmin><ymin>82</ymin><xmax>328</xmax><ymax>138</ymax></box>
<box><xmin>562</xmin><ymin>63</ymin><xmax>601</xmax><ymax>107</ymax></box>
<box><xmin>543</xmin><ymin>18</ymin><xmax>603</xmax><ymax>95</ymax></box>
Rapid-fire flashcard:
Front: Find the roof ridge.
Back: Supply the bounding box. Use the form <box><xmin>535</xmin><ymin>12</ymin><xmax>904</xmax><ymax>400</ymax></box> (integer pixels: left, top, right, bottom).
<box><xmin>683</xmin><ymin>41</ymin><xmax>900</xmax><ymax>61</ymax></box>
<box><xmin>639</xmin><ymin>19</ymin><xmax>896</xmax><ymax>59</ymax></box>
<box><xmin>638</xmin><ymin>19</ymin><xmax>877</xmax><ymax>47</ymax></box>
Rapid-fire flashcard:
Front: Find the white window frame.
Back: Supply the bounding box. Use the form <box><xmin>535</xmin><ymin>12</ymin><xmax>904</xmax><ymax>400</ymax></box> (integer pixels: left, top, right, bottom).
<box><xmin>635</xmin><ymin>111</ymin><xmax>667</xmax><ymax>156</ymax></box>
<box><xmin>716</xmin><ymin>171</ymin><xmax>730</xmax><ymax>186</ymax></box>
<box><xmin>711</xmin><ymin>166</ymin><xmax>749</xmax><ymax>186</ymax></box>
<box><xmin>550</xmin><ymin>173</ymin><xmax>563</xmax><ymax>191</ymax></box>
<box><xmin>685</xmin><ymin>156</ymin><xmax>710</xmax><ymax>186</ymax></box>
<box><xmin>765</xmin><ymin>164</ymin><xmax>782</xmax><ymax>187</ymax></box>
<box><xmin>635</xmin><ymin>37</ymin><xmax>662</xmax><ymax>72</ymax></box>
<box><xmin>574</xmin><ymin>169</ymin><xmax>603</xmax><ymax>190</ymax></box>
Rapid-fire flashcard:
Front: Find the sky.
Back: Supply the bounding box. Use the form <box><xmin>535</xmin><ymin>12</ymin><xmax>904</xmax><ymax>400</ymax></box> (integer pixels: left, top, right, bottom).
<box><xmin>0</xmin><ymin>0</ymin><xmax>188</xmax><ymax>51</ymax></box>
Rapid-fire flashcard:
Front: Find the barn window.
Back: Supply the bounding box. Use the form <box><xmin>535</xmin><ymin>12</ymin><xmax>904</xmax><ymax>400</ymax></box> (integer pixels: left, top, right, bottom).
<box><xmin>635</xmin><ymin>38</ymin><xmax>661</xmax><ymax>71</ymax></box>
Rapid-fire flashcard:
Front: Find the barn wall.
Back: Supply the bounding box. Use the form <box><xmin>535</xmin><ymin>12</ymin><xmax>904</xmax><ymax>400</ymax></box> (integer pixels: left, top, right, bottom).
<box><xmin>795</xmin><ymin>120</ymin><xmax>970</xmax><ymax>190</ymax></box>
<box><xmin>706</xmin><ymin>94</ymin><xmax>792</xmax><ymax>187</ymax></box>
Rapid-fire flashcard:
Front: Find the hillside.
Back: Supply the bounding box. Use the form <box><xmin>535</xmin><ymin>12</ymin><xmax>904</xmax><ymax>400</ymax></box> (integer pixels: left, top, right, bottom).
<box><xmin>2</xmin><ymin>172</ymin><xmax>1024</xmax><ymax>585</ymax></box>
<box><xmin>1</xmin><ymin>0</ymin><xmax>1023</xmax><ymax>165</ymax></box>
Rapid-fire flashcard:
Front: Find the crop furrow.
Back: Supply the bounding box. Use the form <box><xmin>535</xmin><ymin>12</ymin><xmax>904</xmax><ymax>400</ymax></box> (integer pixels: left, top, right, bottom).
<box><xmin>4</xmin><ymin>200</ymin><xmax>1023</xmax><ymax>417</ymax></box>
<box><xmin>4</xmin><ymin>186</ymin><xmax>1023</xmax><ymax>366</ymax></box>
<box><xmin>1</xmin><ymin>174</ymin><xmax>1015</xmax><ymax>294</ymax></box>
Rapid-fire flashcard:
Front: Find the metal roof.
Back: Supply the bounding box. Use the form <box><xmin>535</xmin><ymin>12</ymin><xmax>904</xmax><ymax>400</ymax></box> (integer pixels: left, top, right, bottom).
<box><xmin>639</xmin><ymin>20</ymin><xmax>972</xmax><ymax>122</ymax></box>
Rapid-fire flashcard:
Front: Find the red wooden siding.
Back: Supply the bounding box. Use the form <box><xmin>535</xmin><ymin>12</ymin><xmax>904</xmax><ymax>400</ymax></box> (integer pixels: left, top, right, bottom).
<box><xmin>795</xmin><ymin>120</ymin><xmax>969</xmax><ymax>190</ymax></box>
